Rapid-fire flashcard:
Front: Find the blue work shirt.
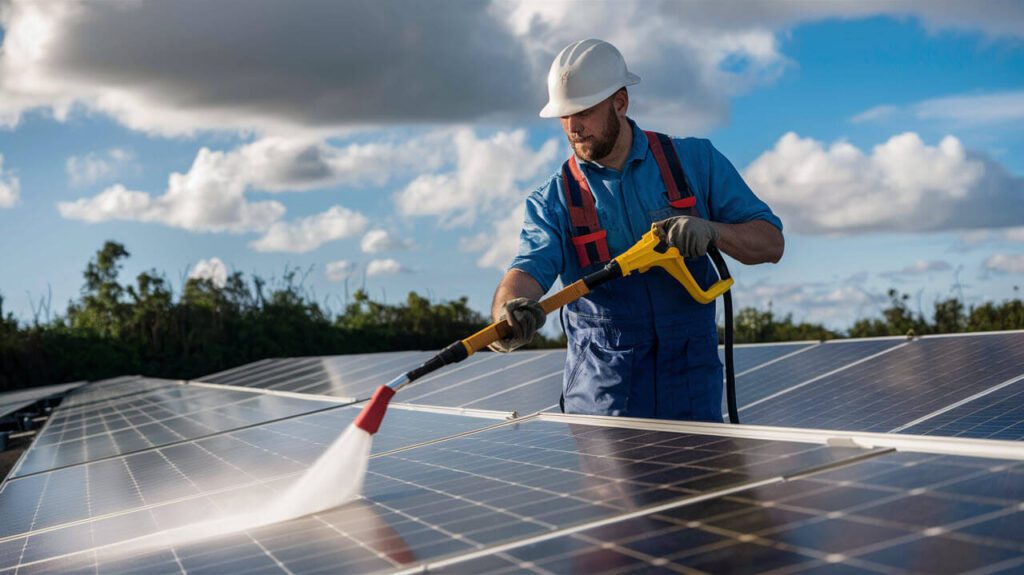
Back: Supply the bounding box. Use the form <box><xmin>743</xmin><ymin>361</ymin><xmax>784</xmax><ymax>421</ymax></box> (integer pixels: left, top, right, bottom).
<box><xmin>510</xmin><ymin>119</ymin><xmax>782</xmax><ymax>292</ymax></box>
<box><xmin>509</xmin><ymin>118</ymin><xmax>782</xmax><ymax>421</ymax></box>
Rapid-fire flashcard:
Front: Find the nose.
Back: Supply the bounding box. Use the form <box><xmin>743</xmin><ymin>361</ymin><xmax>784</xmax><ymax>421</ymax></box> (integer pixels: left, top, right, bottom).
<box><xmin>564</xmin><ymin>114</ymin><xmax>583</xmax><ymax>136</ymax></box>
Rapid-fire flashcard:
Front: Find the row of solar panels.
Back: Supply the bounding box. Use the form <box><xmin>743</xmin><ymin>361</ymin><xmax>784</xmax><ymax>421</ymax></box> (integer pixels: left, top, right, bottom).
<box><xmin>1</xmin><ymin>371</ymin><xmax>1022</xmax><ymax>574</ymax></box>
<box><xmin>199</xmin><ymin>331</ymin><xmax>1024</xmax><ymax>441</ymax></box>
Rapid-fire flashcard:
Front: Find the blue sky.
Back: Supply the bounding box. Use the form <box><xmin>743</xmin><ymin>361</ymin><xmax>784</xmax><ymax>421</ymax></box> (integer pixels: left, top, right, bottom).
<box><xmin>0</xmin><ymin>2</ymin><xmax>1022</xmax><ymax>330</ymax></box>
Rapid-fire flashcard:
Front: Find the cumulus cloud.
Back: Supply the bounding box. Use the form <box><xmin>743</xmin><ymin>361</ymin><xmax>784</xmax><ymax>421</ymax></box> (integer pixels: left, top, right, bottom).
<box><xmin>250</xmin><ymin>206</ymin><xmax>368</xmax><ymax>253</ymax></box>
<box><xmin>360</xmin><ymin>229</ymin><xmax>411</xmax><ymax>254</ymax></box>
<box><xmin>66</xmin><ymin>148</ymin><xmax>136</xmax><ymax>187</ymax></box>
<box><xmin>0</xmin><ymin>155</ymin><xmax>19</xmax><ymax>208</ymax></box>
<box><xmin>58</xmin><ymin>148</ymin><xmax>285</xmax><ymax>232</ymax></box>
<box><xmin>459</xmin><ymin>205</ymin><xmax>526</xmax><ymax>271</ymax></box>
<box><xmin>396</xmin><ymin>129</ymin><xmax>559</xmax><ymax>227</ymax></box>
<box><xmin>57</xmin><ymin>134</ymin><xmax>436</xmax><ymax>234</ymax></box>
<box><xmin>880</xmin><ymin>260</ymin><xmax>953</xmax><ymax>279</ymax></box>
<box><xmin>366</xmin><ymin>259</ymin><xmax>408</xmax><ymax>277</ymax></box>
<box><xmin>188</xmin><ymin>257</ymin><xmax>228</xmax><ymax>288</ymax></box>
<box><xmin>744</xmin><ymin>132</ymin><xmax>1024</xmax><ymax>234</ymax></box>
<box><xmin>740</xmin><ymin>280</ymin><xmax>888</xmax><ymax>328</ymax></box>
<box><xmin>985</xmin><ymin>254</ymin><xmax>1024</xmax><ymax>274</ymax></box>
<box><xmin>324</xmin><ymin>260</ymin><xmax>357</xmax><ymax>282</ymax></box>
<box><xmin>0</xmin><ymin>0</ymin><xmax>532</xmax><ymax>135</ymax></box>
<box><xmin>4</xmin><ymin>1</ymin><xmax>1020</xmax><ymax>136</ymax></box>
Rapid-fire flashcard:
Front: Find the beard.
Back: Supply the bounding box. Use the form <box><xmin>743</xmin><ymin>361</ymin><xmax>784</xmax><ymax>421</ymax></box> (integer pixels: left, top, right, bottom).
<box><xmin>570</xmin><ymin>105</ymin><xmax>621</xmax><ymax>163</ymax></box>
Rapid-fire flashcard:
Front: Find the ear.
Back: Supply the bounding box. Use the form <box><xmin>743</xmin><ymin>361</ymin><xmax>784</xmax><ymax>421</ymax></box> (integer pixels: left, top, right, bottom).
<box><xmin>613</xmin><ymin>88</ymin><xmax>629</xmax><ymax>116</ymax></box>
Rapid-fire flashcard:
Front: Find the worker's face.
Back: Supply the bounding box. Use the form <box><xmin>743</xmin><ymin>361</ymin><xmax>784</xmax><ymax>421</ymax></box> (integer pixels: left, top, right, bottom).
<box><xmin>561</xmin><ymin>94</ymin><xmax>621</xmax><ymax>163</ymax></box>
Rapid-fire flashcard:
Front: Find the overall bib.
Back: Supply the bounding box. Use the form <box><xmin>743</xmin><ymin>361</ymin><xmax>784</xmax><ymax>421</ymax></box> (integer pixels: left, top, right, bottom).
<box><xmin>559</xmin><ymin>132</ymin><xmax>724</xmax><ymax>422</ymax></box>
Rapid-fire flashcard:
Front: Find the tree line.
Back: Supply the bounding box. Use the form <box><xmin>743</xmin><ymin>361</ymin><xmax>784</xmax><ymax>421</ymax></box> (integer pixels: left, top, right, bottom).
<box><xmin>2</xmin><ymin>241</ymin><xmax>1022</xmax><ymax>391</ymax></box>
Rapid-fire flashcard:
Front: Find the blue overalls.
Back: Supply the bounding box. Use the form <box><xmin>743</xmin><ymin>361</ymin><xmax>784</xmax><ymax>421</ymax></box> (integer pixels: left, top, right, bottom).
<box><xmin>510</xmin><ymin>119</ymin><xmax>782</xmax><ymax>422</ymax></box>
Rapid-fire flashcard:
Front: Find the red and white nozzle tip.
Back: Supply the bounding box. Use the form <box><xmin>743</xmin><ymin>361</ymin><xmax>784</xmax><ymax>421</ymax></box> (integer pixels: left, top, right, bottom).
<box><xmin>353</xmin><ymin>386</ymin><xmax>396</xmax><ymax>435</ymax></box>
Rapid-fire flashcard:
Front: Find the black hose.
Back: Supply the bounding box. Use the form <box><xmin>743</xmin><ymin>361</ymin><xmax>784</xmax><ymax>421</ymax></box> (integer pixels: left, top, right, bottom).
<box><xmin>707</xmin><ymin>247</ymin><xmax>738</xmax><ymax>424</ymax></box>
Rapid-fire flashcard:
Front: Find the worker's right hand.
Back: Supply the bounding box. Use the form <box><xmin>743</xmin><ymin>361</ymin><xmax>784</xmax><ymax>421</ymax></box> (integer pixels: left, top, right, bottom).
<box><xmin>488</xmin><ymin>298</ymin><xmax>546</xmax><ymax>353</ymax></box>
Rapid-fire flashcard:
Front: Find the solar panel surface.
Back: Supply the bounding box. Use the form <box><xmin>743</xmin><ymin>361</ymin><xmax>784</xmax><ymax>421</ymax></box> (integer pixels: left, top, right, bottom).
<box><xmin>437</xmin><ymin>451</ymin><xmax>1024</xmax><ymax>574</ymax></box>
<box><xmin>0</xmin><ymin>381</ymin><xmax>83</xmax><ymax>418</ymax></box>
<box><xmin>723</xmin><ymin>341</ymin><xmax>818</xmax><ymax>375</ymax></box>
<box><xmin>897</xmin><ymin>374</ymin><xmax>1024</xmax><ymax>440</ymax></box>
<box><xmin>741</xmin><ymin>332</ymin><xmax>1024</xmax><ymax>433</ymax></box>
<box><xmin>11</xmin><ymin>381</ymin><xmax>346</xmax><ymax>478</ymax></box>
<box><xmin>734</xmin><ymin>338</ymin><xmax>906</xmax><ymax>409</ymax></box>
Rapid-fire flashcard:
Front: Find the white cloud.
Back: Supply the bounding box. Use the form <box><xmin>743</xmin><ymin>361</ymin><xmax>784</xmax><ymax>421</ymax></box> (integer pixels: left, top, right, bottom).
<box><xmin>0</xmin><ymin>0</ymin><xmax>533</xmax><ymax>136</ymax></box>
<box><xmin>985</xmin><ymin>254</ymin><xmax>1024</xmax><ymax>274</ymax></box>
<box><xmin>915</xmin><ymin>90</ymin><xmax>1024</xmax><ymax>126</ymax></box>
<box><xmin>58</xmin><ymin>148</ymin><xmax>285</xmax><ymax>232</ymax></box>
<box><xmin>396</xmin><ymin>129</ymin><xmax>559</xmax><ymax>227</ymax></box>
<box><xmin>740</xmin><ymin>280</ymin><xmax>888</xmax><ymax>328</ymax></box>
<box><xmin>366</xmin><ymin>258</ymin><xmax>407</xmax><ymax>277</ymax></box>
<box><xmin>57</xmin><ymin>134</ymin><xmax>437</xmax><ymax>235</ymax></box>
<box><xmin>850</xmin><ymin>105</ymin><xmax>898</xmax><ymax>124</ymax></box>
<box><xmin>0</xmin><ymin>155</ymin><xmax>20</xmax><ymax>208</ymax></box>
<box><xmin>250</xmin><ymin>206</ymin><xmax>368</xmax><ymax>253</ymax></box>
<box><xmin>744</xmin><ymin>132</ymin><xmax>1024</xmax><ymax>234</ymax></box>
<box><xmin>325</xmin><ymin>260</ymin><xmax>357</xmax><ymax>282</ymax></box>
<box><xmin>1005</xmin><ymin>228</ymin><xmax>1024</xmax><ymax>242</ymax></box>
<box><xmin>4</xmin><ymin>1</ymin><xmax>1020</xmax><ymax>136</ymax></box>
<box><xmin>880</xmin><ymin>260</ymin><xmax>953</xmax><ymax>279</ymax></box>
<box><xmin>360</xmin><ymin>229</ymin><xmax>411</xmax><ymax>254</ymax></box>
<box><xmin>66</xmin><ymin>148</ymin><xmax>136</xmax><ymax>187</ymax></box>
<box><xmin>188</xmin><ymin>257</ymin><xmax>228</xmax><ymax>288</ymax></box>
<box><xmin>459</xmin><ymin>205</ymin><xmax>526</xmax><ymax>272</ymax></box>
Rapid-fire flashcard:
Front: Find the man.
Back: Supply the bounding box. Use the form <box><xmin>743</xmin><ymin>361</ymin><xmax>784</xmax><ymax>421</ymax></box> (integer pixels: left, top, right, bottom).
<box><xmin>490</xmin><ymin>39</ymin><xmax>783</xmax><ymax>422</ymax></box>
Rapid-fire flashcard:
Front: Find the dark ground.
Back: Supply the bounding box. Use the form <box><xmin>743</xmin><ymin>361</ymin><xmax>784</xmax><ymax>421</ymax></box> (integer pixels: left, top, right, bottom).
<box><xmin>0</xmin><ymin>434</ymin><xmax>32</xmax><ymax>481</ymax></box>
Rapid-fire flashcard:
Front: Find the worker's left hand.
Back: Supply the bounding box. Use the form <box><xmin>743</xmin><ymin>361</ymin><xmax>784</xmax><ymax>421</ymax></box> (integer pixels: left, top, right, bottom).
<box><xmin>488</xmin><ymin>298</ymin><xmax>546</xmax><ymax>353</ymax></box>
<box><xmin>655</xmin><ymin>215</ymin><xmax>721</xmax><ymax>258</ymax></box>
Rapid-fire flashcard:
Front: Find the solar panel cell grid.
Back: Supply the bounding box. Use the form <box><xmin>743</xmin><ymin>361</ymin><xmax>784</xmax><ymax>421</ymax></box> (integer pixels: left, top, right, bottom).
<box><xmin>899</xmin><ymin>376</ymin><xmax>1024</xmax><ymax>441</ymax></box>
<box><xmin>12</xmin><ymin>385</ymin><xmax>342</xmax><ymax>478</ymax></box>
<box><xmin>431</xmin><ymin>451</ymin><xmax>1024</xmax><ymax>575</ymax></box>
<box><xmin>724</xmin><ymin>342</ymin><xmax>818</xmax><ymax>375</ymax></box>
<box><xmin>0</xmin><ymin>417</ymin><xmax>882</xmax><ymax>573</ymax></box>
<box><xmin>741</xmin><ymin>332</ymin><xmax>1024</xmax><ymax>433</ymax></box>
<box><xmin>735</xmin><ymin>339</ymin><xmax>905</xmax><ymax>409</ymax></box>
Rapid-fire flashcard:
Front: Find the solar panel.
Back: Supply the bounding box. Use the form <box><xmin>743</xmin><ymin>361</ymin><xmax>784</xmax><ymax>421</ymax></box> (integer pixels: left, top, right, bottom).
<box><xmin>741</xmin><ymin>332</ymin><xmax>1024</xmax><ymax>433</ymax></box>
<box><xmin>0</xmin><ymin>405</ymin><xmax>511</xmax><ymax>570</ymax></box>
<box><xmin>207</xmin><ymin>352</ymin><xmax>439</xmax><ymax>400</ymax></box>
<box><xmin>403</xmin><ymin>350</ymin><xmax>565</xmax><ymax>411</ymax></box>
<box><xmin>10</xmin><ymin>380</ymin><xmax>345</xmax><ymax>478</ymax></box>
<box><xmin>6</xmin><ymin>401</ymin><xmax>1023</xmax><ymax>574</ymax></box>
<box><xmin>735</xmin><ymin>338</ymin><xmax>907</xmax><ymax>409</ymax></box>
<box><xmin>422</xmin><ymin>451</ymin><xmax>1024</xmax><ymax>574</ymax></box>
<box><xmin>198</xmin><ymin>350</ymin><xmax>570</xmax><ymax>417</ymax></box>
<box><xmin>895</xmin><ymin>374</ymin><xmax>1024</xmax><ymax>440</ymax></box>
<box><xmin>0</xmin><ymin>381</ymin><xmax>83</xmax><ymax>418</ymax></box>
<box><xmin>724</xmin><ymin>341</ymin><xmax>819</xmax><ymax>375</ymax></box>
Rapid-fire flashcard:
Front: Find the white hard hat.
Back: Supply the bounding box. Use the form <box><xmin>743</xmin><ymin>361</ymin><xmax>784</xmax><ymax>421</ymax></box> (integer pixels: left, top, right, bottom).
<box><xmin>539</xmin><ymin>39</ymin><xmax>640</xmax><ymax>118</ymax></box>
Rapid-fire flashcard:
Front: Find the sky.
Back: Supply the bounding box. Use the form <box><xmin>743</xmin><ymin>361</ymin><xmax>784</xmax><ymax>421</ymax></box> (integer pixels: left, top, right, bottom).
<box><xmin>0</xmin><ymin>0</ymin><xmax>1022</xmax><ymax>332</ymax></box>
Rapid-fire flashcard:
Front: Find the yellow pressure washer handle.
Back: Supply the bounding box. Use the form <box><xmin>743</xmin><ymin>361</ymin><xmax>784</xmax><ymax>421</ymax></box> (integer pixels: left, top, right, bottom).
<box><xmin>614</xmin><ymin>224</ymin><xmax>734</xmax><ymax>304</ymax></box>
<box><xmin>459</xmin><ymin>224</ymin><xmax>731</xmax><ymax>355</ymax></box>
<box><xmin>400</xmin><ymin>224</ymin><xmax>735</xmax><ymax>385</ymax></box>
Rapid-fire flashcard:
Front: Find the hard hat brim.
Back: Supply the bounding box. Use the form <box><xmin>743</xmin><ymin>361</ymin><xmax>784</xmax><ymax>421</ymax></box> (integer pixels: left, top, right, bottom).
<box><xmin>538</xmin><ymin>72</ymin><xmax>641</xmax><ymax>118</ymax></box>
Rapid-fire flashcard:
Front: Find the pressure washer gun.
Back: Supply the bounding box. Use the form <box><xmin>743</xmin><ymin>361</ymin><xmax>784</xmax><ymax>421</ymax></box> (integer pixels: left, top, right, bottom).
<box><xmin>354</xmin><ymin>224</ymin><xmax>738</xmax><ymax>436</ymax></box>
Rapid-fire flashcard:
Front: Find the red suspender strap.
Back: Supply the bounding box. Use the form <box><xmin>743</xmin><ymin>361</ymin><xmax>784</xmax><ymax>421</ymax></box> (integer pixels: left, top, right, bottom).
<box><xmin>561</xmin><ymin>156</ymin><xmax>611</xmax><ymax>267</ymax></box>
<box><xmin>645</xmin><ymin>131</ymin><xmax>698</xmax><ymax>212</ymax></box>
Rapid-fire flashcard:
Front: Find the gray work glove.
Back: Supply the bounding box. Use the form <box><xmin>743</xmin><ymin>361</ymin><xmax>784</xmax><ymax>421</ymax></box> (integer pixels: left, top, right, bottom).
<box><xmin>488</xmin><ymin>297</ymin><xmax>546</xmax><ymax>353</ymax></box>
<box><xmin>655</xmin><ymin>216</ymin><xmax>721</xmax><ymax>258</ymax></box>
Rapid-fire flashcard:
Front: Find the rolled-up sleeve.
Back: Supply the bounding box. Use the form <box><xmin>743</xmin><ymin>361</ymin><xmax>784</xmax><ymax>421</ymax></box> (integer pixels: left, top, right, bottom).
<box><xmin>705</xmin><ymin>140</ymin><xmax>783</xmax><ymax>231</ymax></box>
<box><xmin>508</xmin><ymin>190</ymin><xmax>564</xmax><ymax>294</ymax></box>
